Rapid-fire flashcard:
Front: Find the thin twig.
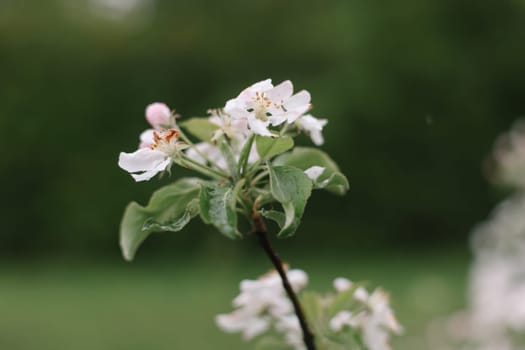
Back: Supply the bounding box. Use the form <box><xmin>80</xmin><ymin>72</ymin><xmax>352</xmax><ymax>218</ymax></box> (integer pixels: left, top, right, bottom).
<box><xmin>253</xmin><ymin>215</ymin><xmax>317</xmax><ymax>350</ymax></box>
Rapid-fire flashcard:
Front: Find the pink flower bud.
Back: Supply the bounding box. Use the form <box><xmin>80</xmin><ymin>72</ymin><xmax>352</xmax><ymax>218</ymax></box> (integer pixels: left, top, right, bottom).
<box><xmin>145</xmin><ymin>102</ymin><xmax>172</xmax><ymax>128</ymax></box>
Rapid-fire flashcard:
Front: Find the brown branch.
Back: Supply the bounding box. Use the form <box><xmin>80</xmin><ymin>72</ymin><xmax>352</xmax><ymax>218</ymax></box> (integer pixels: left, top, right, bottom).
<box><xmin>253</xmin><ymin>215</ymin><xmax>317</xmax><ymax>350</ymax></box>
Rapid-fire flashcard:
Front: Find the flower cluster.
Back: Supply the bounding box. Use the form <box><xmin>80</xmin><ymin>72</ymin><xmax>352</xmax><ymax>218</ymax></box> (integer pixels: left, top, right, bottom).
<box><xmin>428</xmin><ymin>121</ymin><xmax>525</xmax><ymax>350</ymax></box>
<box><xmin>216</xmin><ymin>271</ymin><xmax>401</xmax><ymax>350</ymax></box>
<box><xmin>330</xmin><ymin>278</ymin><xmax>403</xmax><ymax>350</ymax></box>
<box><xmin>216</xmin><ymin>268</ymin><xmax>308</xmax><ymax>349</ymax></box>
<box><xmin>117</xmin><ymin>79</ymin><xmax>352</xmax><ymax>350</ymax></box>
<box><xmin>118</xmin><ymin>79</ymin><xmax>328</xmax><ymax>182</ymax></box>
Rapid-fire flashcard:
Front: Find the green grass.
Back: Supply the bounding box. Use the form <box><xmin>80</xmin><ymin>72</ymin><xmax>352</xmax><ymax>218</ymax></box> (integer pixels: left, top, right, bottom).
<box><xmin>0</xmin><ymin>251</ymin><xmax>469</xmax><ymax>349</ymax></box>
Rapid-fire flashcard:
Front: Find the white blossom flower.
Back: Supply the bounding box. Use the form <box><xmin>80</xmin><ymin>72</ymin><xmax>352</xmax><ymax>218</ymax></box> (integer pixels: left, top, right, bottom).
<box><xmin>275</xmin><ymin>315</ymin><xmax>305</xmax><ymax>350</ymax></box>
<box><xmin>224</xmin><ymin>79</ymin><xmax>311</xmax><ymax>136</ymax></box>
<box><xmin>208</xmin><ymin>109</ymin><xmax>249</xmax><ymax>141</ymax></box>
<box><xmin>119</xmin><ymin>129</ymin><xmax>185</xmax><ymax>181</ymax></box>
<box><xmin>304</xmin><ymin>166</ymin><xmax>325</xmax><ymax>182</ymax></box>
<box><xmin>296</xmin><ymin>114</ymin><xmax>328</xmax><ymax>146</ymax></box>
<box><xmin>354</xmin><ymin>287</ymin><xmax>369</xmax><ymax>303</ymax></box>
<box><xmin>330</xmin><ymin>281</ymin><xmax>402</xmax><ymax>350</ymax></box>
<box><xmin>216</xmin><ymin>269</ymin><xmax>308</xmax><ymax>348</ymax></box>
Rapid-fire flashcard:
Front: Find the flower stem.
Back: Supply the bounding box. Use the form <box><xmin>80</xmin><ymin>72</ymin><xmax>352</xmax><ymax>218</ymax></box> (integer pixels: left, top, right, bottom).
<box><xmin>177</xmin><ymin>155</ymin><xmax>229</xmax><ymax>180</ymax></box>
<box><xmin>253</xmin><ymin>215</ymin><xmax>317</xmax><ymax>350</ymax></box>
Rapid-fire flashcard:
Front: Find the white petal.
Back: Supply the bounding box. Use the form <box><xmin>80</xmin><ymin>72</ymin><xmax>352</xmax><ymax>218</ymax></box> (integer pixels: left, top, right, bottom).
<box><xmin>304</xmin><ymin>166</ymin><xmax>325</xmax><ymax>181</ymax></box>
<box><xmin>118</xmin><ymin>148</ymin><xmax>170</xmax><ymax>182</ymax></box>
<box><xmin>284</xmin><ymin>90</ymin><xmax>311</xmax><ymax>122</ymax></box>
<box><xmin>310</xmin><ymin>130</ymin><xmax>325</xmax><ymax>146</ymax></box>
<box><xmin>249</xmin><ymin>79</ymin><xmax>273</xmax><ymax>91</ymax></box>
<box><xmin>226</xmin><ymin>105</ymin><xmax>250</xmax><ymax>120</ymax></box>
<box><xmin>130</xmin><ymin>159</ymin><xmax>170</xmax><ymax>182</ymax></box>
<box><xmin>298</xmin><ymin>115</ymin><xmax>328</xmax><ymax>145</ymax></box>
<box><xmin>247</xmin><ymin>117</ymin><xmax>274</xmax><ymax>137</ymax></box>
<box><xmin>139</xmin><ymin>129</ymin><xmax>155</xmax><ymax>148</ymax></box>
<box><xmin>266</xmin><ymin>80</ymin><xmax>293</xmax><ymax>102</ymax></box>
<box><xmin>268</xmin><ymin>114</ymin><xmax>288</xmax><ymax>126</ymax></box>
<box><xmin>330</xmin><ymin>311</ymin><xmax>354</xmax><ymax>332</ymax></box>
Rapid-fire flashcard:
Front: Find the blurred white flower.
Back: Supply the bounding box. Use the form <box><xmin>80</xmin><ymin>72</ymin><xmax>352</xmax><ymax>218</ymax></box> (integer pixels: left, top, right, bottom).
<box><xmin>224</xmin><ymin>79</ymin><xmax>311</xmax><ymax>136</ymax></box>
<box><xmin>429</xmin><ymin>121</ymin><xmax>525</xmax><ymax>350</ymax></box>
<box><xmin>354</xmin><ymin>287</ymin><xmax>369</xmax><ymax>303</ymax></box>
<box><xmin>276</xmin><ymin>315</ymin><xmax>305</xmax><ymax>350</ymax></box>
<box><xmin>329</xmin><ymin>283</ymin><xmax>402</xmax><ymax>350</ymax></box>
<box><xmin>216</xmin><ymin>310</ymin><xmax>271</xmax><ymax>340</ymax></box>
<box><xmin>333</xmin><ymin>277</ymin><xmax>353</xmax><ymax>292</ymax></box>
<box><xmin>216</xmin><ymin>268</ymin><xmax>308</xmax><ymax>350</ymax></box>
<box><xmin>296</xmin><ymin>114</ymin><xmax>328</xmax><ymax>146</ymax></box>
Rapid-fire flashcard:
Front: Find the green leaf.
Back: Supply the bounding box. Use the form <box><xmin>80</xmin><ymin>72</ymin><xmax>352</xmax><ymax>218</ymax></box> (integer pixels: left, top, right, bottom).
<box><xmin>199</xmin><ymin>183</ymin><xmax>241</xmax><ymax>239</ymax></box>
<box><xmin>268</xmin><ymin>165</ymin><xmax>312</xmax><ymax>237</ymax></box>
<box><xmin>273</xmin><ymin>147</ymin><xmax>349</xmax><ymax>196</ymax></box>
<box><xmin>255</xmin><ymin>135</ymin><xmax>294</xmax><ymax>160</ymax></box>
<box><xmin>120</xmin><ymin>177</ymin><xmax>202</xmax><ymax>261</ymax></box>
<box><xmin>180</xmin><ymin>117</ymin><xmax>219</xmax><ymax>141</ymax></box>
<box><xmin>260</xmin><ymin>209</ymin><xmax>286</xmax><ymax>228</ymax></box>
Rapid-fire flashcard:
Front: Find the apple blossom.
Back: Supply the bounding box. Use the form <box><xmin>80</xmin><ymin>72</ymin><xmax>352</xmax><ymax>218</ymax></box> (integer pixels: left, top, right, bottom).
<box><xmin>216</xmin><ymin>269</ymin><xmax>308</xmax><ymax>349</ymax></box>
<box><xmin>119</xmin><ymin>129</ymin><xmax>185</xmax><ymax>182</ymax></box>
<box><xmin>119</xmin><ymin>80</ymin><xmax>352</xmax><ymax>350</ymax></box>
<box><xmin>329</xmin><ymin>285</ymin><xmax>402</xmax><ymax>350</ymax></box>
<box><xmin>224</xmin><ymin>79</ymin><xmax>311</xmax><ymax>136</ymax></box>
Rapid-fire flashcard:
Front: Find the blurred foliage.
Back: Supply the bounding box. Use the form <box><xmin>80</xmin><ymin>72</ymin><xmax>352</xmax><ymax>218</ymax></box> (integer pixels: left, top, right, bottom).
<box><xmin>1</xmin><ymin>0</ymin><xmax>525</xmax><ymax>257</ymax></box>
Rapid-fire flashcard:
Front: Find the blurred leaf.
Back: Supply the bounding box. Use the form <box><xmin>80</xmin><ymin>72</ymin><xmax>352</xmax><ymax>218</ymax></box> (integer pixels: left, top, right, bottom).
<box><xmin>256</xmin><ymin>135</ymin><xmax>294</xmax><ymax>160</ymax></box>
<box><xmin>268</xmin><ymin>165</ymin><xmax>312</xmax><ymax>237</ymax></box>
<box><xmin>199</xmin><ymin>183</ymin><xmax>241</xmax><ymax>239</ymax></box>
<box><xmin>120</xmin><ymin>178</ymin><xmax>202</xmax><ymax>261</ymax></box>
<box><xmin>180</xmin><ymin>118</ymin><xmax>219</xmax><ymax>141</ymax></box>
<box><xmin>274</xmin><ymin>147</ymin><xmax>349</xmax><ymax>196</ymax></box>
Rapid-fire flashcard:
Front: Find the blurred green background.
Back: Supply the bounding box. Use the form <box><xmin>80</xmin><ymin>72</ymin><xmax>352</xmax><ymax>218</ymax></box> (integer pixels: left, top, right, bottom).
<box><xmin>1</xmin><ymin>0</ymin><xmax>524</xmax><ymax>349</ymax></box>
